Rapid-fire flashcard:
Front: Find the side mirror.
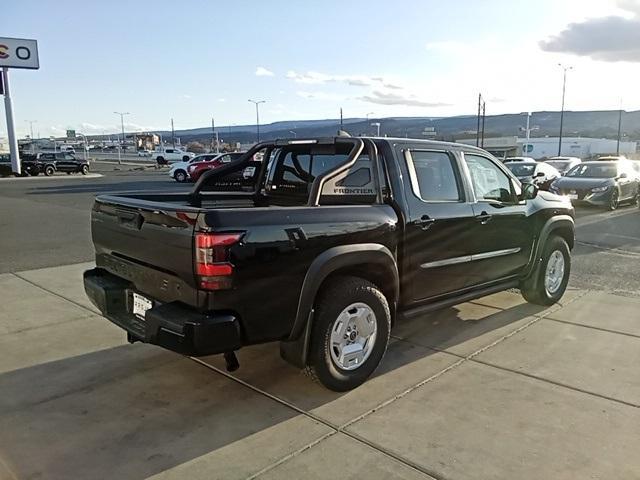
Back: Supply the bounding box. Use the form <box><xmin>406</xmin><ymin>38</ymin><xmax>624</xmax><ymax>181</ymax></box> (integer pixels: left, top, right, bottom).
<box><xmin>535</xmin><ymin>171</ymin><xmax>545</xmax><ymax>177</ymax></box>
<box><xmin>520</xmin><ymin>183</ymin><xmax>539</xmax><ymax>201</ymax></box>
<box><xmin>619</xmin><ymin>172</ymin><xmax>628</xmax><ymax>179</ymax></box>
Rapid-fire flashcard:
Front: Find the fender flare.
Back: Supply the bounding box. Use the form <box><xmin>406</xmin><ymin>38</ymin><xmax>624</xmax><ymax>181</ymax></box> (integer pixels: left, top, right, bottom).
<box><xmin>280</xmin><ymin>243</ymin><xmax>398</xmax><ymax>368</ymax></box>
<box><xmin>524</xmin><ymin>215</ymin><xmax>575</xmax><ymax>281</ymax></box>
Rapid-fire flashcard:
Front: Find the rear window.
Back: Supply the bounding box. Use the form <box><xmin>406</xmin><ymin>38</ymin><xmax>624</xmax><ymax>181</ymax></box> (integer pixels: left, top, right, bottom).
<box><xmin>269</xmin><ymin>151</ymin><xmax>350</xmax><ymax>195</ymax></box>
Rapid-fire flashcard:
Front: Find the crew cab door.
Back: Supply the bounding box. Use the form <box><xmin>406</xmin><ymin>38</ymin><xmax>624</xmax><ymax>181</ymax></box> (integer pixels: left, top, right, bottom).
<box><xmin>400</xmin><ymin>147</ymin><xmax>478</xmax><ymax>301</ymax></box>
<box><xmin>460</xmin><ymin>152</ymin><xmax>533</xmax><ymax>285</ymax></box>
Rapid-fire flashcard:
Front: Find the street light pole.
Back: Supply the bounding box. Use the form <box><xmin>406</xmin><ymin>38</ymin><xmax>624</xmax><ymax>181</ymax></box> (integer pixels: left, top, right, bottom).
<box><xmin>557</xmin><ymin>64</ymin><xmax>572</xmax><ymax>157</ymax></box>
<box><xmin>114</xmin><ymin>111</ymin><xmax>130</xmax><ymax>164</ymax></box>
<box><xmin>365</xmin><ymin>112</ymin><xmax>374</xmax><ymax>134</ymax></box>
<box><xmin>248</xmin><ymin>99</ymin><xmax>266</xmax><ymax>142</ymax></box>
<box><xmin>25</xmin><ymin>119</ymin><xmax>37</xmax><ymax>153</ymax></box>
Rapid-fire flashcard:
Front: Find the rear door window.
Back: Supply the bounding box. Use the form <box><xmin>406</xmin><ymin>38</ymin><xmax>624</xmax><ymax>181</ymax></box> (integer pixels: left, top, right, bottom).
<box><xmin>405</xmin><ymin>150</ymin><xmax>462</xmax><ymax>202</ymax></box>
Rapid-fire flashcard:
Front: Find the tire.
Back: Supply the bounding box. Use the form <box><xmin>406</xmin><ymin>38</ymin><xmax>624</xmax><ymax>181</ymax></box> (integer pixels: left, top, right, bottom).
<box><xmin>81</xmin><ymin>165</ymin><xmax>89</xmax><ymax>175</ymax></box>
<box><xmin>183</xmin><ymin>155</ymin><xmax>190</xmax><ymax>161</ymax></box>
<box><xmin>44</xmin><ymin>165</ymin><xmax>55</xmax><ymax>176</ymax></box>
<box><xmin>304</xmin><ymin>276</ymin><xmax>391</xmax><ymax>391</ymax></box>
<box><xmin>174</xmin><ymin>170</ymin><xmax>187</xmax><ymax>182</ymax></box>
<box><xmin>608</xmin><ymin>189</ymin><xmax>619</xmax><ymax>210</ymax></box>
<box><xmin>521</xmin><ymin>235</ymin><xmax>571</xmax><ymax>306</ymax></box>
<box><xmin>31</xmin><ymin>171</ymin><xmax>39</xmax><ymax>176</ymax></box>
<box><xmin>66</xmin><ymin>172</ymin><xmax>71</xmax><ymax>175</ymax></box>
<box><xmin>156</xmin><ymin>156</ymin><xmax>165</xmax><ymax>165</ymax></box>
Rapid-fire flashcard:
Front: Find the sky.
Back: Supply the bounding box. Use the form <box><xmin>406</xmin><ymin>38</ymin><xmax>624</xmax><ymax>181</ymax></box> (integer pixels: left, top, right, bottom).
<box><xmin>2</xmin><ymin>0</ymin><xmax>640</xmax><ymax>137</ymax></box>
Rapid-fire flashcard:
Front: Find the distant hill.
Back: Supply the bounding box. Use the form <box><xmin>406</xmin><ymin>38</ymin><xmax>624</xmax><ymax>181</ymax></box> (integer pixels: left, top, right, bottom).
<box><xmin>155</xmin><ymin>110</ymin><xmax>640</xmax><ymax>145</ymax></box>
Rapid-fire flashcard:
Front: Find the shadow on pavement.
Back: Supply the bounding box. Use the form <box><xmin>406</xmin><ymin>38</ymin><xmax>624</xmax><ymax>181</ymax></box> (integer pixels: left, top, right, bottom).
<box><xmin>0</xmin><ymin>345</ymin><xmax>299</xmax><ymax>480</ymax></box>
<box><xmin>0</xmin><ymin>297</ymin><xmax>542</xmax><ymax>479</ymax></box>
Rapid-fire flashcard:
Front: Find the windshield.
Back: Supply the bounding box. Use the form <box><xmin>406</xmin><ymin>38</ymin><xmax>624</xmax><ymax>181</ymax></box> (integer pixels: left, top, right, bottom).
<box><xmin>566</xmin><ymin>164</ymin><xmax>617</xmax><ymax>178</ymax></box>
<box><xmin>506</xmin><ymin>164</ymin><xmax>535</xmax><ymax>176</ymax></box>
<box><xmin>546</xmin><ymin>160</ymin><xmax>571</xmax><ymax>171</ymax></box>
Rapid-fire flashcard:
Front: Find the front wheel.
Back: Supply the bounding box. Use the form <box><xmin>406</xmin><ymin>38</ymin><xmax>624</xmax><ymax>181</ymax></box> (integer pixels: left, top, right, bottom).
<box><xmin>521</xmin><ymin>235</ymin><xmax>571</xmax><ymax>306</ymax></box>
<box><xmin>81</xmin><ymin>165</ymin><xmax>89</xmax><ymax>175</ymax></box>
<box><xmin>183</xmin><ymin>155</ymin><xmax>190</xmax><ymax>161</ymax></box>
<box><xmin>305</xmin><ymin>276</ymin><xmax>390</xmax><ymax>391</ymax></box>
<box><xmin>609</xmin><ymin>189</ymin><xmax>619</xmax><ymax>210</ymax></box>
<box><xmin>44</xmin><ymin>165</ymin><xmax>55</xmax><ymax>176</ymax></box>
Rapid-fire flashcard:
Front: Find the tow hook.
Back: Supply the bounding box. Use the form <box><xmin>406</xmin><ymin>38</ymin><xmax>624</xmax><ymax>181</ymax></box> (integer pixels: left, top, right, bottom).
<box><xmin>224</xmin><ymin>351</ymin><xmax>240</xmax><ymax>372</ymax></box>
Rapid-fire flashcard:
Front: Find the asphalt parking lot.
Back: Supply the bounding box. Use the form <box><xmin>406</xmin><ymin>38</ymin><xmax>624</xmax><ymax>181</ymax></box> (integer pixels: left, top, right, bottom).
<box><xmin>1</xmin><ymin>167</ymin><xmax>640</xmax><ymax>479</ymax></box>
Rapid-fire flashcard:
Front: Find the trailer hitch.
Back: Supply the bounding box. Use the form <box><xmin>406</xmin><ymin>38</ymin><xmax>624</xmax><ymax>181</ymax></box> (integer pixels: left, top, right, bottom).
<box><xmin>223</xmin><ymin>351</ymin><xmax>240</xmax><ymax>372</ymax></box>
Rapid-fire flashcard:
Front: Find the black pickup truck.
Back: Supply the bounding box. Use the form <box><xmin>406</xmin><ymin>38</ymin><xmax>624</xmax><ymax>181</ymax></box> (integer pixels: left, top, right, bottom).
<box><xmin>84</xmin><ymin>136</ymin><xmax>574</xmax><ymax>391</ymax></box>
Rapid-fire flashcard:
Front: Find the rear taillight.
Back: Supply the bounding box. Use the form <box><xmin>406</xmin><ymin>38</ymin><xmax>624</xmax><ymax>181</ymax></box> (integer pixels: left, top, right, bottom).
<box><xmin>195</xmin><ymin>232</ymin><xmax>242</xmax><ymax>290</ymax></box>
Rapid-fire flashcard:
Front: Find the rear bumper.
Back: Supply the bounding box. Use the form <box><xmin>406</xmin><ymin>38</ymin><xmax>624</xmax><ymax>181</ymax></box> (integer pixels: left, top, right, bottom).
<box><xmin>83</xmin><ymin>268</ymin><xmax>242</xmax><ymax>356</ymax></box>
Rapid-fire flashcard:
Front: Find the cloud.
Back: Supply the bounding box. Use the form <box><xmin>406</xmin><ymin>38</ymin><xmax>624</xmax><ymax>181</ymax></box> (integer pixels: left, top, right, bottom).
<box><xmin>255</xmin><ymin>66</ymin><xmax>275</xmax><ymax>76</ymax></box>
<box><xmin>181</xmin><ymin>94</ymin><xmax>192</xmax><ymax>99</ymax></box>
<box><xmin>217</xmin><ymin>98</ymin><xmax>226</xmax><ymax>102</ymax></box>
<box><xmin>358</xmin><ymin>90</ymin><xmax>450</xmax><ymax>108</ymax></box>
<box><xmin>286</xmin><ymin>70</ymin><xmax>401</xmax><ymax>89</ymax></box>
<box><xmin>383</xmin><ymin>83</ymin><xmax>403</xmax><ymax>90</ymax></box>
<box><xmin>296</xmin><ymin>91</ymin><xmax>346</xmax><ymax>101</ymax></box>
<box><xmin>286</xmin><ymin>70</ymin><xmax>334</xmax><ymax>84</ymax></box>
<box><xmin>540</xmin><ymin>1</ymin><xmax>640</xmax><ymax>62</ymax></box>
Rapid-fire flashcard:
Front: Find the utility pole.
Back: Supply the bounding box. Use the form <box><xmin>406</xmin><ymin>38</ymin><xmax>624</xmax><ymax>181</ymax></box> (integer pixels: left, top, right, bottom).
<box><xmin>340</xmin><ymin>107</ymin><xmax>343</xmax><ymax>130</ymax></box>
<box><xmin>114</xmin><ymin>111</ymin><xmax>129</xmax><ymax>164</ymax></box>
<box><xmin>476</xmin><ymin>93</ymin><xmax>482</xmax><ymax>147</ymax></box>
<box><xmin>248</xmin><ymin>99</ymin><xmax>266</xmax><ymax>142</ymax></box>
<box><xmin>171</xmin><ymin>118</ymin><xmax>175</xmax><ymax>147</ymax></box>
<box><xmin>616</xmin><ymin>103</ymin><xmax>623</xmax><ymax>155</ymax></box>
<box><xmin>3</xmin><ymin>68</ymin><xmax>21</xmax><ymax>175</ymax></box>
<box><xmin>558</xmin><ymin>63</ymin><xmax>572</xmax><ymax>156</ymax></box>
<box><xmin>480</xmin><ymin>102</ymin><xmax>486</xmax><ymax>148</ymax></box>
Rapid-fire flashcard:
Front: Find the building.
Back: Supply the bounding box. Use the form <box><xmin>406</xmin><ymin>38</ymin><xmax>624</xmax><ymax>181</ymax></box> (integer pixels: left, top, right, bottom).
<box><xmin>519</xmin><ymin>137</ymin><xmax>637</xmax><ymax>159</ymax></box>
<box><xmin>0</xmin><ymin>136</ymin><xmax>7</xmax><ymax>153</ymax></box>
<box><xmin>457</xmin><ymin>136</ymin><xmax>638</xmax><ymax>160</ymax></box>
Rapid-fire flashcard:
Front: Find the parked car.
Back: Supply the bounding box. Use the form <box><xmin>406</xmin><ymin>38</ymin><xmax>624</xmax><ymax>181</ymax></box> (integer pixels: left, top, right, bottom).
<box><xmin>544</xmin><ymin>156</ymin><xmax>582</xmax><ymax>176</ymax></box>
<box><xmin>154</xmin><ymin>148</ymin><xmax>196</xmax><ymax>165</ymax></box>
<box><xmin>187</xmin><ymin>152</ymin><xmax>246</xmax><ymax>182</ymax></box>
<box><xmin>137</xmin><ymin>150</ymin><xmax>153</xmax><ymax>157</ymax></box>
<box><xmin>1</xmin><ymin>153</ymin><xmax>44</xmax><ymax>176</ymax></box>
<box><xmin>37</xmin><ymin>152</ymin><xmax>90</xmax><ymax>175</ymax></box>
<box><xmin>504</xmin><ymin>156</ymin><xmax>536</xmax><ymax>163</ymax></box>
<box><xmin>168</xmin><ymin>153</ymin><xmax>222</xmax><ymax>182</ymax></box>
<box><xmin>549</xmin><ymin>160</ymin><xmax>639</xmax><ymax>210</ymax></box>
<box><xmin>60</xmin><ymin>145</ymin><xmax>76</xmax><ymax>154</ymax></box>
<box><xmin>84</xmin><ymin>137</ymin><xmax>575</xmax><ymax>391</ymax></box>
<box><xmin>505</xmin><ymin>161</ymin><xmax>560</xmax><ymax>190</ymax></box>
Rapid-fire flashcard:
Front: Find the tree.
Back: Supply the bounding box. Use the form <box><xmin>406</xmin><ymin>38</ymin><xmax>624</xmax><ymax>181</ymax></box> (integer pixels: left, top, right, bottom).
<box><xmin>186</xmin><ymin>141</ymin><xmax>205</xmax><ymax>153</ymax></box>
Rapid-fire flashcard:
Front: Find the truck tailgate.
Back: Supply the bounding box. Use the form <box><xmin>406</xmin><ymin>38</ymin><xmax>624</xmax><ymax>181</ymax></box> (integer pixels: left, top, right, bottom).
<box><xmin>91</xmin><ymin>195</ymin><xmax>200</xmax><ymax>306</ymax></box>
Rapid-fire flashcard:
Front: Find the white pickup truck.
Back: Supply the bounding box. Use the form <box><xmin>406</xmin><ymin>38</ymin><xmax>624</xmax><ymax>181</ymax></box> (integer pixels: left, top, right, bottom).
<box><xmin>154</xmin><ymin>147</ymin><xmax>195</xmax><ymax>165</ymax></box>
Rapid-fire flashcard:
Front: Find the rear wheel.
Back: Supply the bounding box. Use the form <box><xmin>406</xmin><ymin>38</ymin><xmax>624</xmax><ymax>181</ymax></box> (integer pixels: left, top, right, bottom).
<box><xmin>182</xmin><ymin>155</ymin><xmax>190</xmax><ymax>161</ymax></box>
<box><xmin>66</xmin><ymin>172</ymin><xmax>71</xmax><ymax>175</ymax></box>
<box><xmin>521</xmin><ymin>235</ymin><xmax>571</xmax><ymax>306</ymax></box>
<box><xmin>174</xmin><ymin>170</ymin><xmax>187</xmax><ymax>182</ymax></box>
<box><xmin>156</xmin><ymin>156</ymin><xmax>165</xmax><ymax>166</ymax></box>
<box><xmin>44</xmin><ymin>165</ymin><xmax>55</xmax><ymax>176</ymax></box>
<box><xmin>81</xmin><ymin>164</ymin><xmax>89</xmax><ymax>175</ymax></box>
<box><xmin>304</xmin><ymin>276</ymin><xmax>390</xmax><ymax>391</ymax></box>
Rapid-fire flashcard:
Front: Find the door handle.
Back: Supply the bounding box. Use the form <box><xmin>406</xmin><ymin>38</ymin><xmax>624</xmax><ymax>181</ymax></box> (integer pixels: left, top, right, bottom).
<box><xmin>475</xmin><ymin>212</ymin><xmax>493</xmax><ymax>225</ymax></box>
<box><xmin>415</xmin><ymin>215</ymin><xmax>436</xmax><ymax>230</ymax></box>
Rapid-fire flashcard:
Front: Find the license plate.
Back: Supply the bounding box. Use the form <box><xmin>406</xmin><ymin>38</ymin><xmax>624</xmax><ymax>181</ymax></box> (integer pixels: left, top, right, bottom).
<box><xmin>132</xmin><ymin>292</ymin><xmax>153</xmax><ymax>319</ymax></box>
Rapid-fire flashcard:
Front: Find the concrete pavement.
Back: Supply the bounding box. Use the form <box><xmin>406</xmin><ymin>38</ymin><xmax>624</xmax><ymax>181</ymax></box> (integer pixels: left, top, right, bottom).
<box><xmin>1</xmin><ymin>262</ymin><xmax>639</xmax><ymax>479</ymax></box>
